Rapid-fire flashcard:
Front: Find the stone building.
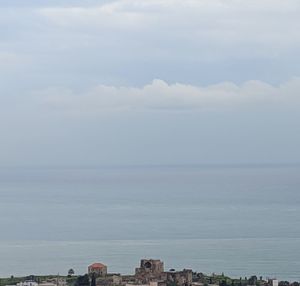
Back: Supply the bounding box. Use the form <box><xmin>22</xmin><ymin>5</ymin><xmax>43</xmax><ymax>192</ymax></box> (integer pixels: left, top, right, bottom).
<box><xmin>126</xmin><ymin>282</ymin><xmax>166</xmax><ymax>286</ymax></box>
<box><xmin>95</xmin><ymin>275</ymin><xmax>122</xmax><ymax>286</ymax></box>
<box><xmin>136</xmin><ymin>259</ymin><xmax>164</xmax><ymax>274</ymax></box>
<box><xmin>88</xmin><ymin>263</ymin><xmax>108</xmax><ymax>277</ymax></box>
<box><xmin>165</xmin><ymin>269</ymin><xmax>193</xmax><ymax>286</ymax></box>
<box><xmin>135</xmin><ymin>259</ymin><xmax>165</xmax><ymax>283</ymax></box>
<box><xmin>85</xmin><ymin>259</ymin><xmax>192</xmax><ymax>286</ymax></box>
<box><xmin>134</xmin><ymin>259</ymin><xmax>192</xmax><ymax>286</ymax></box>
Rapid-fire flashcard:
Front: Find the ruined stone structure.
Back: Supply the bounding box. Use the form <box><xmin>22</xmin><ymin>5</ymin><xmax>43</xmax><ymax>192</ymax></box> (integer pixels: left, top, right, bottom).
<box><xmin>135</xmin><ymin>259</ymin><xmax>165</xmax><ymax>284</ymax></box>
<box><xmin>134</xmin><ymin>259</ymin><xmax>192</xmax><ymax>286</ymax></box>
<box><xmin>136</xmin><ymin>259</ymin><xmax>165</xmax><ymax>275</ymax></box>
<box><xmin>96</xmin><ymin>275</ymin><xmax>122</xmax><ymax>286</ymax></box>
<box><xmin>88</xmin><ymin>259</ymin><xmax>192</xmax><ymax>286</ymax></box>
<box><xmin>165</xmin><ymin>270</ymin><xmax>193</xmax><ymax>286</ymax></box>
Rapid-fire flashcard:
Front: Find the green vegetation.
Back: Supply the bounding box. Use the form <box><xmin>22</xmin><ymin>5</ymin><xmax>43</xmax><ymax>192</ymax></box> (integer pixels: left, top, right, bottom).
<box><xmin>75</xmin><ymin>275</ymin><xmax>89</xmax><ymax>286</ymax></box>
<box><xmin>0</xmin><ymin>276</ymin><xmax>23</xmax><ymax>286</ymax></box>
<box><xmin>66</xmin><ymin>276</ymin><xmax>79</xmax><ymax>286</ymax></box>
<box><xmin>192</xmin><ymin>272</ymin><xmax>265</xmax><ymax>286</ymax></box>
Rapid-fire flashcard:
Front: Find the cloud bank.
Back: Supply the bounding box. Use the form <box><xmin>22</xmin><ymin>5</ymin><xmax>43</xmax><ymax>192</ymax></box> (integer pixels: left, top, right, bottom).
<box><xmin>36</xmin><ymin>78</ymin><xmax>300</xmax><ymax>114</ymax></box>
<box><xmin>0</xmin><ymin>0</ymin><xmax>300</xmax><ymax>166</ymax></box>
<box><xmin>1</xmin><ymin>0</ymin><xmax>300</xmax><ymax>88</ymax></box>
<box><xmin>38</xmin><ymin>0</ymin><xmax>300</xmax><ymax>58</ymax></box>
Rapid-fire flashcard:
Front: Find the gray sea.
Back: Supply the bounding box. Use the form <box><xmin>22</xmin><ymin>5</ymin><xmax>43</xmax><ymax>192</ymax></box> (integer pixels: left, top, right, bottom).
<box><xmin>0</xmin><ymin>166</ymin><xmax>299</xmax><ymax>281</ymax></box>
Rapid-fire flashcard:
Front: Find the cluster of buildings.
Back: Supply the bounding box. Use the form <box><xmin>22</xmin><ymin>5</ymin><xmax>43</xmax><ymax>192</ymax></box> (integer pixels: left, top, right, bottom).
<box><xmin>5</xmin><ymin>259</ymin><xmax>283</xmax><ymax>286</ymax></box>
<box><xmin>12</xmin><ymin>278</ymin><xmax>67</xmax><ymax>286</ymax></box>
<box><xmin>87</xmin><ymin>259</ymin><xmax>192</xmax><ymax>286</ymax></box>
<box><xmin>86</xmin><ymin>259</ymin><xmax>284</xmax><ymax>286</ymax></box>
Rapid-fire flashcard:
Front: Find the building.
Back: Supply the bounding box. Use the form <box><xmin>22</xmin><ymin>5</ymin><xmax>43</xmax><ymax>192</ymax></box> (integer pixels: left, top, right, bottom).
<box><xmin>85</xmin><ymin>259</ymin><xmax>192</xmax><ymax>286</ymax></box>
<box><xmin>135</xmin><ymin>259</ymin><xmax>164</xmax><ymax>277</ymax></box>
<box><xmin>88</xmin><ymin>263</ymin><xmax>108</xmax><ymax>277</ymax></box>
<box><xmin>268</xmin><ymin>280</ymin><xmax>279</xmax><ymax>286</ymax></box>
<box><xmin>135</xmin><ymin>259</ymin><xmax>192</xmax><ymax>286</ymax></box>
<box><xmin>126</xmin><ymin>282</ymin><xmax>165</xmax><ymax>286</ymax></box>
<box><xmin>135</xmin><ymin>259</ymin><xmax>164</xmax><ymax>283</ymax></box>
<box><xmin>16</xmin><ymin>281</ymin><xmax>38</xmax><ymax>286</ymax></box>
<box><xmin>165</xmin><ymin>269</ymin><xmax>193</xmax><ymax>286</ymax></box>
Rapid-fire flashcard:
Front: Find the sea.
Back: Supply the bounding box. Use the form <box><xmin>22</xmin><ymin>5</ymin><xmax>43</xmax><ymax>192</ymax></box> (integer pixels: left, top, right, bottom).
<box><xmin>0</xmin><ymin>165</ymin><xmax>299</xmax><ymax>281</ymax></box>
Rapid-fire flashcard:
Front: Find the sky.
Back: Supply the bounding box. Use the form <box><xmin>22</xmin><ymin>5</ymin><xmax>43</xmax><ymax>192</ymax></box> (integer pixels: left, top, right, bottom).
<box><xmin>1</xmin><ymin>0</ymin><xmax>300</xmax><ymax>166</ymax></box>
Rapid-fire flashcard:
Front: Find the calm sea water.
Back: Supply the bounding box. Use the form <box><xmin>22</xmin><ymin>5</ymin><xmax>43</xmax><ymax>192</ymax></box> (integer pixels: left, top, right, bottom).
<box><xmin>0</xmin><ymin>166</ymin><xmax>299</xmax><ymax>280</ymax></box>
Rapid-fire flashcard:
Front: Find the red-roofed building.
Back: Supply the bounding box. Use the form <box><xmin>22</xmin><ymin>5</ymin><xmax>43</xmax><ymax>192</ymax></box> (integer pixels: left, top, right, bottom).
<box><xmin>88</xmin><ymin>262</ymin><xmax>108</xmax><ymax>277</ymax></box>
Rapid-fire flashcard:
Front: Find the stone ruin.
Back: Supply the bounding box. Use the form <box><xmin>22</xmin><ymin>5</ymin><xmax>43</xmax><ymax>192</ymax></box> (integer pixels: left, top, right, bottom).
<box><xmin>134</xmin><ymin>259</ymin><xmax>192</xmax><ymax>286</ymax></box>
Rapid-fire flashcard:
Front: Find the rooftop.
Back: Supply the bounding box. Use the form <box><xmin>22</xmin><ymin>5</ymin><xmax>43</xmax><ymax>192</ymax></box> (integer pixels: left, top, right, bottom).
<box><xmin>89</xmin><ymin>263</ymin><xmax>107</xmax><ymax>269</ymax></box>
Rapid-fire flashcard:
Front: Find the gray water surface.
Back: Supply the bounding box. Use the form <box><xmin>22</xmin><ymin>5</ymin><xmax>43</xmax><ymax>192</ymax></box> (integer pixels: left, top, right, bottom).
<box><xmin>0</xmin><ymin>166</ymin><xmax>299</xmax><ymax>280</ymax></box>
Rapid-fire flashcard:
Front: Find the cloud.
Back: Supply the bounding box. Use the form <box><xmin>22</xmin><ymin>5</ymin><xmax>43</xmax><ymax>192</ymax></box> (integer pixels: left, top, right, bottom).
<box><xmin>0</xmin><ymin>1</ymin><xmax>300</xmax><ymax>166</ymax></box>
<box><xmin>38</xmin><ymin>3</ymin><xmax>143</xmax><ymax>31</ymax></box>
<box><xmin>38</xmin><ymin>0</ymin><xmax>300</xmax><ymax>59</ymax></box>
<box><xmin>3</xmin><ymin>77</ymin><xmax>300</xmax><ymax>167</ymax></box>
<box><xmin>34</xmin><ymin>78</ymin><xmax>300</xmax><ymax>114</ymax></box>
<box><xmin>1</xmin><ymin>0</ymin><xmax>300</xmax><ymax>87</ymax></box>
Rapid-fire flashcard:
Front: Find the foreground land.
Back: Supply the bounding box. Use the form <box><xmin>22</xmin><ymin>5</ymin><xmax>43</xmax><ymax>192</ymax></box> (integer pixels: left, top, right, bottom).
<box><xmin>0</xmin><ymin>259</ymin><xmax>298</xmax><ymax>286</ymax></box>
<box><xmin>0</xmin><ymin>273</ymin><xmax>299</xmax><ymax>286</ymax></box>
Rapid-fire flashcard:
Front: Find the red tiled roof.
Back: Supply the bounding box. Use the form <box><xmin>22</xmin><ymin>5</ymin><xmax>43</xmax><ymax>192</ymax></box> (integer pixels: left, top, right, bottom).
<box><xmin>89</xmin><ymin>263</ymin><xmax>106</xmax><ymax>269</ymax></box>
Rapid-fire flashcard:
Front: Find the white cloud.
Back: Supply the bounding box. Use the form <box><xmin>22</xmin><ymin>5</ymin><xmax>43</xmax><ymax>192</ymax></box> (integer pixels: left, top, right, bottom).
<box><xmin>1</xmin><ymin>0</ymin><xmax>299</xmax><ymax>87</ymax></box>
<box><xmin>34</xmin><ymin>78</ymin><xmax>300</xmax><ymax>114</ymax></box>
<box><xmin>38</xmin><ymin>3</ymin><xmax>144</xmax><ymax>30</ymax></box>
<box><xmin>38</xmin><ymin>0</ymin><xmax>300</xmax><ymax>58</ymax></box>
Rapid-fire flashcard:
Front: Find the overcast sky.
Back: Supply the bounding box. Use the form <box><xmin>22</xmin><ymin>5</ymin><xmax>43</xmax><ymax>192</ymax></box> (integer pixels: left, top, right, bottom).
<box><xmin>1</xmin><ymin>0</ymin><xmax>300</xmax><ymax>166</ymax></box>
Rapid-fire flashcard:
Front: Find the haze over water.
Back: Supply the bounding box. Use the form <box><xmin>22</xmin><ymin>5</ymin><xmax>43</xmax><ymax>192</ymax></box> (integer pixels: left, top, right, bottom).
<box><xmin>0</xmin><ymin>166</ymin><xmax>299</xmax><ymax>280</ymax></box>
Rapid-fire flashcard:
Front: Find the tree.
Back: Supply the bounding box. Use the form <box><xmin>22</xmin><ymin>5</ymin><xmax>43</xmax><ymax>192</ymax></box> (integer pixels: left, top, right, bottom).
<box><xmin>68</xmin><ymin>269</ymin><xmax>75</xmax><ymax>277</ymax></box>
<box><xmin>249</xmin><ymin>276</ymin><xmax>258</xmax><ymax>285</ymax></box>
<box><xmin>91</xmin><ymin>273</ymin><xmax>96</xmax><ymax>286</ymax></box>
<box><xmin>26</xmin><ymin>276</ymin><xmax>36</xmax><ymax>282</ymax></box>
<box><xmin>75</xmin><ymin>275</ymin><xmax>90</xmax><ymax>286</ymax></box>
<box><xmin>279</xmin><ymin>282</ymin><xmax>289</xmax><ymax>286</ymax></box>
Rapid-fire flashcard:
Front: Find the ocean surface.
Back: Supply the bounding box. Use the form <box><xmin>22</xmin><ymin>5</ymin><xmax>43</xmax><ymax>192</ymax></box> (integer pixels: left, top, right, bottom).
<box><xmin>0</xmin><ymin>166</ymin><xmax>299</xmax><ymax>281</ymax></box>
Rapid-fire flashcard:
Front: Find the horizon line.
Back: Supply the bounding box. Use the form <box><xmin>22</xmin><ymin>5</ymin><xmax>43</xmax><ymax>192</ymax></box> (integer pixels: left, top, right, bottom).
<box><xmin>0</xmin><ymin>162</ymin><xmax>299</xmax><ymax>170</ymax></box>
